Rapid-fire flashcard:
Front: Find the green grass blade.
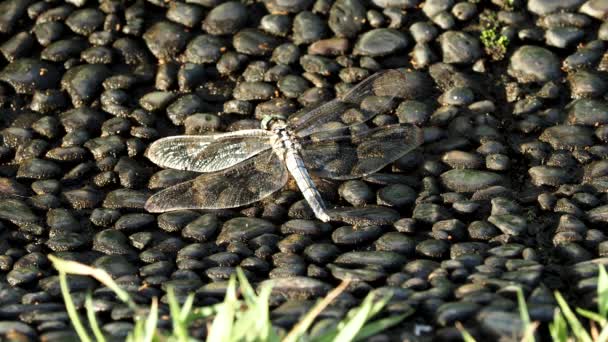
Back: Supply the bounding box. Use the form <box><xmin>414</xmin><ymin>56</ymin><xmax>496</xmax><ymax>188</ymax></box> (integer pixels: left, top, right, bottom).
<box><xmin>168</xmin><ymin>287</ymin><xmax>188</xmax><ymax>342</ymax></box>
<box><xmin>284</xmin><ymin>280</ymin><xmax>350</xmax><ymax>342</ymax></box>
<box><xmin>142</xmin><ymin>297</ymin><xmax>158</xmax><ymax>342</ymax></box>
<box><xmin>353</xmin><ymin>312</ymin><xmax>411</xmax><ymax>341</ymax></box>
<box><xmin>50</xmin><ymin>255</ymin><xmax>136</xmax><ymax>310</ymax></box>
<box><xmin>516</xmin><ymin>287</ymin><xmax>531</xmax><ymax>326</ymax></box>
<box><xmin>85</xmin><ymin>292</ymin><xmax>106</xmax><ymax>342</ymax></box>
<box><xmin>516</xmin><ymin>287</ymin><xmax>535</xmax><ymax>342</ymax></box>
<box><xmin>456</xmin><ymin>322</ymin><xmax>477</xmax><ymax>342</ymax></box>
<box><xmin>597</xmin><ymin>324</ymin><xmax>608</xmax><ymax>342</ymax></box>
<box><xmin>332</xmin><ymin>294</ymin><xmax>374</xmax><ymax>342</ymax></box>
<box><xmin>179</xmin><ymin>293</ymin><xmax>195</xmax><ymax>322</ymax></box>
<box><xmin>236</xmin><ymin>268</ymin><xmax>257</xmax><ymax>306</ymax></box>
<box><xmin>576</xmin><ymin>308</ymin><xmax>606</xmax><ymax>324</ymax></box>
<box><xmin>58</xmin><ymin>270</ymin><xmax>92</xmax><ymax>342</ymax></box>
<box><xmin>206</xmin><ymin>275</ymin><xmax>237</xmax><ymax>342</ymax></box>
<box><xmin>549</xmin><ymin>309</ymin><xmax>569</xmax><ymax>342</ymax></box>
<box><xmin>599</xmin><ymin>265</ymin><xmax>608</xmax><ymax>318</ymax></box>
<box><xmin>554</xmin><ymin>291</ymin><xmax>593</xmax><ymax>342</ymax></box>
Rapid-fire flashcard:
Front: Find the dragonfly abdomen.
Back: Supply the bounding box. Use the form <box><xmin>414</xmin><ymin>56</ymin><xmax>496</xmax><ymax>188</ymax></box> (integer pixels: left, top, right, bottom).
<box><xmin>282</xmin><ymin>147</ymin><xmax>331</xmax><ymax>223</ymax></box>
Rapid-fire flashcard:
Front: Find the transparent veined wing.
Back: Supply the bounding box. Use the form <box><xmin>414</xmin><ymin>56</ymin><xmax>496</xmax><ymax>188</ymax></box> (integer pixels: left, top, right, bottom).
<box><xmin>145</xmin><ymin>150</ymin><xmax>288</xmax><ymax>212</ymax></box>
<box><xmin>145</xmin><ymin>129</ymin><xmax>273</xmax><ymax>173</ymax></box>
<box><xmin>288</xmin><ymin>70</ymin><xmax>410</xmax><ymax>137</ymax></box>
<box><xmin>300</xmin><ymin>124</ymin><xmax>423</xmax><ymax>180</ymax></box>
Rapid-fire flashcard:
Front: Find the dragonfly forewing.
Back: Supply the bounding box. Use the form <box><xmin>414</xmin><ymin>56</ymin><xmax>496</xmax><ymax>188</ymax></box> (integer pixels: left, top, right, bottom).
<box><xmin>145</xmin><ymin>150</ymin><xmax>288</xmax><ymax>212</ymax></box>
<box><xmin>288</xmin><ymin>70</ymin><xmax>410</xmax><ymax>137</ymax></box>
<box><xmin>145</xmin><ymin>130</ymin><xmax>273</xmax><ymax>173</ymax></box>
<box><xmin>300</xmin><ymin>124</ymin><xmax>423</xmax><ymax>180</ymax></box>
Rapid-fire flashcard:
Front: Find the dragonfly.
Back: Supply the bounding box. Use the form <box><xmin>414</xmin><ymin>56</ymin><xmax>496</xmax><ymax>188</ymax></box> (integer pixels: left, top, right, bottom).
<box><xmin>144</xmin><ymin>70</ymin><xmax>424</xmax><ymax>222</ymax></box>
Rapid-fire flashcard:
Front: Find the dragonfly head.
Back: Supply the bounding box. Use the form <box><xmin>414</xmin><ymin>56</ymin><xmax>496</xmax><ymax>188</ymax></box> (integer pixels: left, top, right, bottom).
<box><xmin>261</xmin><ymin>114</ymin><xmax>286</xmax><ymax>130</ymax></box>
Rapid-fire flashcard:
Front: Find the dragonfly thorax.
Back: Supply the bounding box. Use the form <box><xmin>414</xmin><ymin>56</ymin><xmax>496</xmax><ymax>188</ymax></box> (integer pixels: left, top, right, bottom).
<box><xmin>261</xmin><ymin>114</ymin><xmax>287</xmax><ymax>131</ymax></box>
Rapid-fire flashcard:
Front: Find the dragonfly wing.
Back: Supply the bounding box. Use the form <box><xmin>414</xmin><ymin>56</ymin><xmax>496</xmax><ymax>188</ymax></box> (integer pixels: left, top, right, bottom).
<box><xmin>300</xmin><ymin>124</ymin><xmax>423</xmax><ymax>180</ymax></box>
<box><xmin>145</xmin><ymin>129</ymin><xmax>273</xmax><ymax>173</ymax></box>
<box><xmin>288</xmin><ymin>70</ymin><xmax>410</xmax><ymax>137</ymax></box>
<box><xmin>145</xmin><ymin>150</ymin><xmax>288</xmax><ymax>212</ymax></box>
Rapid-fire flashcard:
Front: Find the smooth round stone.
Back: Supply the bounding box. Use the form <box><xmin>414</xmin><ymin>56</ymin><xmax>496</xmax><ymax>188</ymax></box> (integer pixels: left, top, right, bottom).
<box><xmin>412</xmin><ymin>203</ymin><xmax>452</xmax><ymax>224</ymax></box>
<box><xmin>280</xmin><ymin>219</ymin><xmax>331</xmax><ymax>236</ymax></box>
<box><xmin>508</xmin><ymin>46</ymin><xmax>561</xmax><ymax>83</ymax></box>
<box><xmin>441</xmin><ymin>151</ymin><xmax>483</xmax><ymax>169</ymax></box>
<box><xmin>263</xmin><ymin>0</ymin><xmax>313</xmax><ymax>13</ymax></box>
<box><xmin>93</xmin><ymin>229</ymin><xmax>134</xmax><ymax>255</ymax></box>
<box><xmin>432</xmin><ymin>219</ymin><xmax>466</xmax><ymax>241</ymax></box>
<box><xmin>143</xmin><ymin>21</ymin><xmax>189</xmax><ymax>60</ymax></box>
<box><xmin>278</xmin><ymin>75</ymin><xmax>309</xmax><ymax>98</ymax></box>
<box><xmin>567</xmin><ymin>99</ymin><xmax>608</xmax><ymax>126</ymax></box>
<box><xmin>277</xmin><ymin>234</ymin><xmax>313</xmax><ymax>253</ymax></box>
<box><xmin>332</xmin><ymin>225</ymin><xmax>383</xmax><ymax>245</ymax></box>
<box><xmin>440</xmin><ymin>169</ymin><xmax>504</xmax><ymax>192</ymax></box>
<box><xmin>416</xmin><ymin>239</ymin><xmax>449</xmax><ymax>258</ymax></box>
<box><xmin>569</xmin><ymin>70</ymin><xmax>607</xmax><ymax>99</ymax></box>
<box><xmin>377</xmin><ymin>184</ymin><xmax>416</xmax><ymax>207</ymax></box>
<box><xmin>409</xmin><ymin>22</ymin><xmax>438</xmax><ymax>44</ymax></box>
<box><xmin>439</xmin><ymin>87</ymin><xmax>474</xmax><ymax>106</ymax></box>
<box><xmin>183</xmin><ymin>35</ymin><xmax>224</xmax><ymax>64</ymax></box>
<box><xmin>112</xmin><ymin>214</ymin><xmax>154</xmax><ymax>233</ymax></box>
<box><xmin>328</xmin><ymin>0</ymin><xmax>366</xmax><ymax>38</ymax></box>
<box><xmin>478</xmin><ymin>310</ymin><xmax>523</xmax><ymax>338</ymax></box>
<box><xmin>61</xmin><ymin>64</ymin><xmax>111</xmax><ymax>107</ymax></box>
<box><xmin>303</xmin><ymin>243</ymin><xmax>340</xmax><ymax>264</ymax></box>
<box><xmin>436</xmin><ymin>302</ymin><xmax>480</xmax><ymax>327</ymax></box>
<box><xmin>94</xmin><ymin>255</ymin><xmax>138</xmax><ymax>278</ymax></box>
<box><xmin>16</xmin><ymin>158</ymin><xmax>61</xmax><ymax>179</ymax></box>
<box><xmin>102</xmin><ymin>189</ymin><xmax>148</xmax><ymax>209</ymax></box>
<box><xmin>184</xmin><ymin>114</ymin><xmax>221</xmax><ymax>134</ymax></box>
<box><xmin>0</xmin><ymin>58</ymin><xmax>61</xmax><ymax>94</ymax></box>
<box><xmin>0</xmin><ymin>322</ymin><xmax>36</xmax><ymax>338</ymax></box>
<box><xmin>66</xmin><ymin>8</ymin><xmax>104</xmax><ymax>35</ymax></box>
<box><xmin>588</xmin><ymin>205</ymin><xmax>608</xmax><ymax>225</ymax></box>
<box><xmin>0</xmin><ymin>198</ymin><xmax>39</xmax><ymax>225</ymax></box>
<box><xmin>422</xmin><ymin>0</ymin><xmax>453</xmax><ymax>17</ymax></box>
<box><xmin>529</xmin><ymin>166</ymin><xmax>573</xmax><ymax>187</ymax></box>
<box><xmin>166</xmin><ymin>2</ymin><xmax>203</xmax><ymax>28</ymax></box>
<box><xmin>166</xmin><ymin>94</ymin><xmax>205</xmax><ymax>125</ymax></box>
<box><xmin>335</xmin><ymin>251</ymin><xmax>406</xmax><ymax>270</ymax></box>
<box><xmin>338</xmin><ymin>180</ymin><xmax>374</xmax><ymax>206</ymax></box>
<box><xmin>580</xmin><ymin>0</ymin><xmax>608</xmax><ymax>19</ymax></box>
<box><xmin>539</xmin><ymin>125</ymin><xmax>594</xmax><ymax>149</ymax></box>
<box><xmin>40</xmin><ymin>38</ymin><xmax>88</xmax><ymax>62</ymax></box>
<box><xmin>30</xmin><ymin>89</ymin><xmax>67</xmax><ymax>113</ymax></box>
<box><xmin>396</xmin><ymin>100</ymin><xmax>430</xmax><ymax>124</ymax></box>
<box><xmin>260</xmin><ymin>14</ymin><xmax>291</xmax><ymax>37</ymax></box>
<box><xmin>486</xmin><ymin>154</ymin><xmax>510</xmax><ymax>171</ymax></box>
<box><xmin>468</xmin><ymin>221</ymin><xmax>500</xmax><ymax>241</ymax></box>
<box><xmin>217</xmin><ymin>218</ymin><xmax>276</xmax><ymax>244</ymax></box>
<box><xmin>488</xmin><ymin>215</ymin><xmax>527</xmax><ymax>236</ymax></box>
<box><xmin>299</xmin><ymin>54</ymin><xmax>340</xmax><ymax>75</ymax></box>
<box><xmin>439</xmin><ymin>31</ymin><xmax>481</xmax><ymax>64</ymax></box>
<box><xmin>157</xmin><ymin>210</ymin><xmax>199</xmax><ymax>233</ymax></box>
<box><xmin>293</xmin><ymin>12</ymin><xmax>326</xmax><ymax>45</ymax></box>
<box><xmin>527</xmin><ymin>0</ymin><xmax>585</xmax><ymax>15</ymax></box>
<box><xmin>233</xmin><ymin>29</ymin><xmax>279</xmax><ymax>56</ymax></box>
<box><xmin>371</xmin><ymin>0</ymin><xmax>419</xmax><ymax>9</ymax></box>
<box><xmin>452</xmin><ymin>2</ymin><xmax>476</xmax><ymax>20</ymax></box>
<box><xmin>374</xmin><ymin>232</ymin><xmax>415</xmax><ymax>255</ymax></box>
<box><xmin>327</xmin><ymin>206</ymin><xmax>400</xmax><ymax>225</ymax></box>
<box><xmin>233</xmin><ymin>81</ymin><xmax>276</xmax><ymax>101</ymax></box>
<box><xmin>203</xmin><ymin>1</ymin><xmax>247</xmax><ymax>35</ymax></box>
<box><xmin>259</xmin><ymin>277</ymin><xmax>331</xmax><ymax>300</ymax></box>
<box><xmin>353</xmin><ymin>28</ymin><xmax>409</xmax><ymax>56</ymax></box>
<box><xmin>545</xmin><ymin>27</ymin><xmax>585</xmax><ymax>49</ymax></box>
<box><xmin>308</xmin><ymin>37</ymin><xmax>350</xmax><ymax>56</ymax></box>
